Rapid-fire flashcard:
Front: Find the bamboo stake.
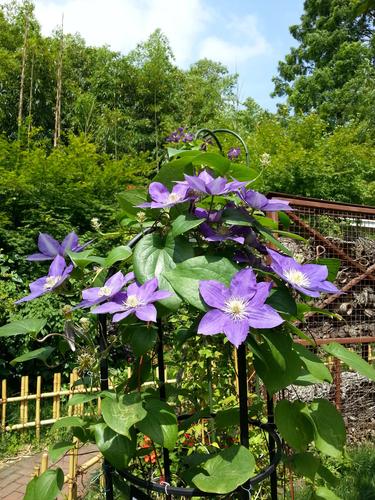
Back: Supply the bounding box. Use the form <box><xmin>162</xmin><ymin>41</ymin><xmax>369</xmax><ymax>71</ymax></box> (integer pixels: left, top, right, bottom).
<box><xmin>68</xmin><ymin>372</ymin><xmax>74</xmax><ymax>417</ymax></box>
<box><xmin>1</xmin><ymin>379</ymin><xmax>6</xmax><ymax>435</ymax></box>
<box><xmin>24</xmin><ymin>375</ymin><xmax>29</xmax><ymax>427</ymax></box>
<box><xmin>33</xmin><ymin>464</ymin><xmax>40</xmax><ymax>478</ymax></box>
<box><xmin>41</xmin><ymin>452</ymin><xmax>48</xmax><ymax>473</ymax></box>
<box><xmin>56</xmin><ymin>372</ymin><xmax>61</xmax><ymax>420</ymax></box>
<box><xmin>35</xmin><ymin>376</ymin><xmax>42</xmax><ymax>441</ymax></box>
<box><xmin>20</xmin><ymin>376</ymin><xmax>25</xmax><ymax>429</ymax></box>
<box><xmin>27</xmin><ymin>49</ymin><xmax>35</xmax><ymax>149</ymax></box>
<box><xmin>67</xmin><ymin>438</ymin><xmax>78</xmax><ymax>500</ymax></box>
<box><xmin>52</xmin><ymin>373</ymin><xmax>56</xmax><ymax>419</ymax></box>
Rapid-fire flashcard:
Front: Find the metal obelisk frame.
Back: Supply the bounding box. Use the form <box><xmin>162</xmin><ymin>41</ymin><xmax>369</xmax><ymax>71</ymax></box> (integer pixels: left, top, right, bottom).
<box><xmin>97</xmin><ymin>129</ymin><xmax>281</xmax><ymax>499</ymax></box>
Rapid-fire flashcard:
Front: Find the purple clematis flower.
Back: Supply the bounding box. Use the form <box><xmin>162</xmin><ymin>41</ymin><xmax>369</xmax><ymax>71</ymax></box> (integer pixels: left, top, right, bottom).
<box><xmin>238</xmin><ymin>188</ymin><xmax>292</xmax><ymax>212</ymax></box>
<box><xmin>182</xmin><ymin>170</ymin><xmax>245</xmax><ymax>197</ymax></box>
<box><xmin>200</xmin><ymin>223</ymin><xmax>246</xmax><ymax>244</ymax></box>
<box><xmin>194</xmin><ymin>207</ymin><xmax>223</xmax><ymax>223</ymax></box>
<box><xmin>138</xmin><ymin>182</ymin><xmax>190</xmax><ymax>209</ymax></box>
<box><xmin>228</xmin><ymin>147</ymin><xmax>241</xmax><ymax>160</ymax></box>
<box><xmin>15</xmin><ymin>255</ymin><xmax>73</xmax><ymax>303</ymax></box>
<box><xmin>27</xmin><ymin>232</ymin><xmax>89</xmax><ymax>261</ymax></box>
<box><xmin>75</xmin><ymin>271</ymin><xmax>135</xmax><ymax>309</ymax></box>
<box><xmin>198</xmin><ymin>268</ymin><xmax>284</xmax><ymax>347</ymax></box>
<box><xmin>92</xmin><ymin>277</ymin><xmax>171</xmax><ymax>323</ymax></box>
<box><xmin>267</xmin><ymin>248</ymin><xmax>340</xmax><ymax>298</ymax></box>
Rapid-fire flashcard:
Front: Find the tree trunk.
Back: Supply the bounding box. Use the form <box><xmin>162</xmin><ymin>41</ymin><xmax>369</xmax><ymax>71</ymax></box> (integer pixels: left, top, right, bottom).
<box><xmin>17</xmin><ymin>10</ymin><xmax>29</xmax><ymax>139</ymax></box>
<box><xmin>53</xmin><ymin>16</ymin><xmax>64</xmax><ymax>148</ymax></box>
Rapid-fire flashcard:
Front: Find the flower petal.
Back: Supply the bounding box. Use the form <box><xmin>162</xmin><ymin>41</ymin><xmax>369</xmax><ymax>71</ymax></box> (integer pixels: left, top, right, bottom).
<box><xmin>149</xmin><ymin>290</ymin><xmax>172</xmax><ymax>302</ymax></box>
<box><xmin>137</xmin><ymin>278</ymin><xmax>158</xmax><ymax>302</ymax></box>
<box><xmin>82</xmin><ymin>287</ymin><xmax>102</xmax><ymax>302</ymax></box>
<box><xmin>27</xmin><ymin>253</ymin><xmax>53</xmax><ymax>261</ymax></box>
<box><xmin>229</xmin><ymin>269</ymin><xmax>257</xmax><ymax>298</ymax></box>
<box><xmin>49</xmin><ymin>255</ymin><xmax>67</xmax><ymax>277</ymax></box>
<box><xmin>247</xmin><ymin>304</ymin><xmax>284</xmax><ymax>329</ymax></box>
<box><xmin>113</xmin><ymin>309</ymin><xmax>134</xmax><ymax>322</ymax></box>
<box><xmin>106</xmin><ymin>271</ymin><xmax>127</xmax><ymax>294</ymax></box>
<box><xmin>302</xmin><ymin>264</ymin><xmax>328</xmax><ymax>282</ymax></box>
<box><xmin>198</xmin><ymin>309</ymin><xmax>227</xmax><ymax>335</ymax></box>
<box><xmin>92</xmin><ymin>302</ymin><xmax>125</xmax><ymax>314</ymax></box>
<box><xmin>38</xmin><ymin>233</ymin><xmax>60</xmax><ymax>257</ymax></box>
<box><xmin>207</xmin><ymin>177</ymin><xmax>227</xmax><ymax>195</ymax></box>
<box><xmin>136</xmin><ymin>304</ymin><xmax>157</xmax><ymax>322</ymax></box>
<box><xmin>149</xmin><ymin>182</ymin><xmax>169</xmax><ymax>203</ymax></box>
<box><xmin>199</xmin><ymin>280</ymin><xmax>229</xmax><ymax>309</ymax></box>
<box><xmin>61</xmin><ymin>232</ymin><xmax>79</xmax><ymax>252</ymax></box>
<box><xmin>222</xmin><ymin>318</ymin><xmax>249</xmax><ymax>347</ymax></box>
<box><xmin>248</xmin><ymin>282</ymin><xmax>272</xmax><ymax>307</ymax></box>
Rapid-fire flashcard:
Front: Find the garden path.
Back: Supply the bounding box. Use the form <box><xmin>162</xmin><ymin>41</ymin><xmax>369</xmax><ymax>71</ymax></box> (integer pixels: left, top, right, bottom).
<box><xmin>0</xmin><ymin>444</ymin><xmax>100</xmax><ymax>499</ymax></box>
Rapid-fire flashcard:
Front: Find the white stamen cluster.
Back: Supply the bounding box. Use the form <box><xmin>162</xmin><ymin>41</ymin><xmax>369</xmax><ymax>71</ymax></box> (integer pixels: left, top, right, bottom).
<box><xmin>224</xmin><ymin>297</ymin><xmax>248</xmax><ymax>321</ymax></box>
<box><xmin>124</xmin><ymin>294</ymin><xmax>143</xmax><ymax>309</ymax></box>
<box><xmin>98</xmin><ymin>286</ymin><xmax>112</xmax><ymax>297</ymax></box>
<box><xmin>167</xmin><ymin>192</ymin><xmax>182</xmax><ymax>204</ymax></box>
<box><xmin>44</xmin><ymin>275</ymin><xmax>61</xmax><ymax>290</ymax></box>
<box><xmin>284</xmin><ymin>269</ymin><xmax>310</xmax><ymax>287</ymax></box>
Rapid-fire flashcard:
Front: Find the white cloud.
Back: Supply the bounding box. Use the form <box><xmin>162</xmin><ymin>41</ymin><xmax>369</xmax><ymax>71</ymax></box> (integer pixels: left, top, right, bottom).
<box><xmin>34</xmin><ymin>0</ymin><xmax>212</xmax><ymax>66</ymax></box>
<box><xmin>198</xmin><ymin>15</ymin><xmax>269</xmax><ymax>66</ymax></box>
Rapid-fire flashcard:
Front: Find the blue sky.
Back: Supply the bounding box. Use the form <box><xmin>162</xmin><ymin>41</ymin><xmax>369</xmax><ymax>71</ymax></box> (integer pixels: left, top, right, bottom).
<box><xmin>33</xmin><ymin>0</ymin><xmax>304</xmax><ymax>111</ymax></box>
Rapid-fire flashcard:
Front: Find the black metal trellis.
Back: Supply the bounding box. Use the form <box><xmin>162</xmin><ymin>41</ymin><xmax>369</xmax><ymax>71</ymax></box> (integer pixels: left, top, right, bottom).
<box><xmin>98</xmin><ymin>130</ymin><xmax>282</xmax><ymax>499</ymax></box>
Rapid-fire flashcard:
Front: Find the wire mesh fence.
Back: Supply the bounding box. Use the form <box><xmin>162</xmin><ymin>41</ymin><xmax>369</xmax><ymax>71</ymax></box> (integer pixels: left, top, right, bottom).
<box><xmin>268</xmin><ymin>193</ymin><xmax>375</xmax><ymax>442</ymax></box>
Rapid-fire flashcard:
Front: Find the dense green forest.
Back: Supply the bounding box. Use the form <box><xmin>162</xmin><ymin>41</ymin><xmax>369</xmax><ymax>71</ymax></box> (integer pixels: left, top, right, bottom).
<box><xmin>0</xmin><ymin>0</ymin><xmax>374</xmax><ymax>375</ymax></box>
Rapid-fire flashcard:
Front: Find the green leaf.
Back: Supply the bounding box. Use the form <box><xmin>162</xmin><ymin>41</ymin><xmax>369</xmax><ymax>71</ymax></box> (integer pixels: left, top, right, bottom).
<box><xmin>24</xmin><ymin>468</ymin><xmax>64</xmax><ymax>500</ymax></box>
<box><xmin>271</xmin><ymin>229</ymin><xmax>307</xmax><ymax>241</ymax></box>
<box><xmin>285</xmin><ymin>321</ymin><xmax>314</xmax><ymax>344</ymax></box>
<box><xmin>164</xmin><ymin>255</ymin><xmax>238</xmax><ymax>311</ymax></box>
<box><xmin>306</xmin><ymin>399</ymin><xmax>346</xmax><ymax>458</ymax></box>
<box><xmin>253</xmin><ymin>215</ymin><xmax>278</xmax><ymax>229</ymax></box>
<box><xmin>289</xmin><ymin>452</ymin><xmax>320</xmax><ymax>481</ymax></box>
<box><xmin>171</xmin><ymin>214</ymin><xmax>205</xmax><ymax>237</ymax></box>
<box><xmin>279</xmin><ymin>211</ymin><xmax>291</xmax><ymax>228</ymax></box>
<box><xmin>11</xmin><ymin>346</ymin><xmax>55</xmax><ymax>366</ymax></box>
<box><xmin>118</xmin><ymin>189</ymin><xmax>148</xmax><ymax>218</ymax></box>
<box><xmin>66</xmin><ymin>249</ymin><xmax>105</xmax><ymax>268</ymax></box>
<box><xmin>192</xmin><ymin>152</ymin><xmax>231</xmax><ymax>176</ymax></box>
<box><xmin>314</xmin><ymin>486</ymin><xmax>341</xmax><ymax>500</ymax></box>
<box><xmin>250</xmin><ymin>330</ymin><xmax>305</xmax><ymax>395</ymax></box>
<box><xmin>274</xmin><ymin>400</ymin><xmax>314</xmax><ymax>451</ymax></box>
<box><xmin>228</xmin><ymin>164</ymin><xmax>259</xmax><ymax>182</ymax></box>
<box><xmin>94</xmin><ymin>423</ymin><xmax>136</xmax><ymax>470</ymax></box>
<box><xmin>52</xmin><ymin>416</ymin><xmax>84</xmax><ymax>430</ymax></box>
<box><xmin>122</xmin><ymin>323</ymin><xmax>158</xmax><ymax>356</ymax></box>
<box><xmin>0</xmin><ymin>318</ymin><xmax>47</xmax><ymax>337</ymax></box>
<box><xmin>167</xmin><ymin>149</ymin><xmax>201</xmax><ymax>159</ymax></box>
<box><xmin>214</xmin><ymin>408</ymin><xmax>240</xmax><ymax>429</ymax></box>
<box><xmin>316</xmin><ymin>258</ymin><xmax>341</xmax><ymax>282</ymax></box>
<box><xmin>67</xmin><ymin>393</ymin><xmax>100</xmax><ymax>406</ymax></box>
<box><xmin>293</xmin><ymin>344</ymin><xmax>333</xmax><ymax>383</ymax></box>
<box><xmin>49</xmin><ymin>440</ymin><xmax>74</xmax><ymax>462</ymax></box>
<box><xmin>266</xmin><ymin>285</ymin><xmax>297</xmax><ymax>315</ymax></box>
<box><xmin>153</xmin><ymin>157</ymin><xmax>195</xmax><ymax>189</ymax></box>
<box><xmin>137</xmin><ymin>399</ymin><xmax>178</xmax><ymax>450</ymax></box>
<box><xmin>257</xmin><ymin>228</ymin><xmax>292</xmax><ymax>255</ymax></box>
<box><xmin>104</xmin><ymin>245</ymin><xmax>132</xmax><ymax>268</ymax></box>
<box><xmin>133</xmin><ymin>232</ymin><xmax>194</xmax><ymax>310</ymax></box>
<box><xmin>190</xmin><ymin>445</ymin><xmax>255</xmax><ymax>494</ymax></box>
<box><xmin>101</xmin><ymin>393</ymin><xmax>147</xmax><ymax>439</ymax></box>
<box><xmin>322</xmin><ymin>343</ymin><xmax>375</xmax><ymax>381</ymax></box>
<box><xmin>221</xmin><ymin>208</ymin><xmax>254</xmax><ymax>226</ymax></box>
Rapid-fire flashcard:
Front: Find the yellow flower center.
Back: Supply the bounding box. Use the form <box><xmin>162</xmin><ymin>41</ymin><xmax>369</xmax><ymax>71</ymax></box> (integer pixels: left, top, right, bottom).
<box><xmin>98</xmin><ymin>286</ymin><xmax>112</xmax><ymax>297</ymax></box>
<box><xmin>284</xmin><ymin>269</ymin><xmax>310</xmax><ymax>287</ymax></box>
<box><xmin>44</xmin><ymin>275</ymin><xmax>61</xmax><ymax>290</ymax></box>
<box><xmin>224</xmin><ymin>297</ymin><xmax>248</xmax><ymax>321</ymax></box>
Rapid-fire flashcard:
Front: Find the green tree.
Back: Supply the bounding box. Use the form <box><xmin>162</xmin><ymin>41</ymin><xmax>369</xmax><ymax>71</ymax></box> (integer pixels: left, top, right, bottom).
<box><xmin>272</xmin><ymin>0</ymin><xmax>375</xmax><ymax>130</ymax></box>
